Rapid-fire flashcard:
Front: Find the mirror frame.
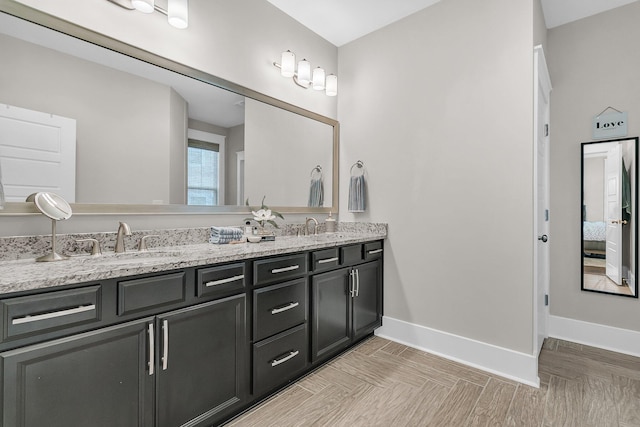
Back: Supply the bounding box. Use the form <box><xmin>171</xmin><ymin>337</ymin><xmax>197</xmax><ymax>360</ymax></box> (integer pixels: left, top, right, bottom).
<box><xmin>0</xmin><ymin>0</ymin><xmax>339</xmax><ymax>216</ymax></box>
<box><xmin>581</xmin><ymin>136</ymin><xmax>639</xmax><ymax>298</ymax></box>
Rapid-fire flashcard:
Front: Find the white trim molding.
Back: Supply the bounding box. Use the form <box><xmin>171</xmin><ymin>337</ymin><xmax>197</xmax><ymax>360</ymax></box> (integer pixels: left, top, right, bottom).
<box><xmin>548</xmin><ymin>315</ymin><xmax>640</xmax><ymax>357</ymax></box>
<box><xmin>375</xmin><ymin>316</ymin><xmax>540</xmax><ymax>387</ymax></box>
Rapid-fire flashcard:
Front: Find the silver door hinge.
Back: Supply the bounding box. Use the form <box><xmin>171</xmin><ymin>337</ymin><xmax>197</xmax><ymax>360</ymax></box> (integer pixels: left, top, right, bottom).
<box><xmin>544</xmin><ymin>124</ymin><xmax>549</xmax><ymax>137</ymax></box>
<box><xmin>544</xmin><ymin>294</ymin><xmax>549</xmax><ymax>306</ymax></box>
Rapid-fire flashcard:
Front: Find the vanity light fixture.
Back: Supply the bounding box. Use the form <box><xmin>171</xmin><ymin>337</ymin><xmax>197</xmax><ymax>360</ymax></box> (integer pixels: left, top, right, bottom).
<box><xmin>107</xmin><ymin>0</ymin><xmax>189</xmax><ymax>29</ymax></box>
<box><xmin>274</xmin><ymin>50</ymin><xmax>337</xmax><ymax>97</ymax></box>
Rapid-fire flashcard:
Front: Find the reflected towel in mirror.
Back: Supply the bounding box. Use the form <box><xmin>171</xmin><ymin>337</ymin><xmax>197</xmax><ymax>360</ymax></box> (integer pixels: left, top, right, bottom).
<box><xmin>308</xmin><ymin>177</ymin><xmax>324</xmax><ymax>207</ymax></box>
<box><xmin>348</xmin><ymin>175</ymin><xmax>366</xmax><ymax>213</ymax></box>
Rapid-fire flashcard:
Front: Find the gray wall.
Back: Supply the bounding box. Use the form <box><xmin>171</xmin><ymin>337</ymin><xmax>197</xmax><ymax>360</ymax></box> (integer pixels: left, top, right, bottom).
<box><xmin>533</xmin><ymin>0</ymin><xmax>547</xmax><ymax>49</ymax></box>
<box><xmin>244</xmin><ymin>98</ymin><xmax>333</xmax><ymax>207</ymax></box>
<box><xmin>0</xmin><ymin>33</ymin><xmax>179</xmax><ymax>205</ymax></box>
<box><xmin>337</xmin><ymin>0</ymin><xmax>535</xmax><ymax>353</ymax></box>
<box><xmin>548</xmin><ymin>1</ymin><xmax>640</xmax><ymax>329</ymax></box>
<box><xmin>226</xmin><ymin>124</ymin><xmax>245</xmax><ymax>206</ymax></box>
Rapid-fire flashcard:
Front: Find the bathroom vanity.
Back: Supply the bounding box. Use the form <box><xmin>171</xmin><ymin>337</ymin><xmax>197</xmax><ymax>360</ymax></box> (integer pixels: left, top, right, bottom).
<box><xmin>0</xmin><ymin>232</ymin><xmax>384</xmax><ymax>427</ymax></box>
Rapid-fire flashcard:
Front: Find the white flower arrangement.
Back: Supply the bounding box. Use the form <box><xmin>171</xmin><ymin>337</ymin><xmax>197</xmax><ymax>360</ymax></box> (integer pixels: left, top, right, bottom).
<box><xmin>245</xmin><ymin>196</ymin><xmax>284</xmax><ymax>228</ymax></box>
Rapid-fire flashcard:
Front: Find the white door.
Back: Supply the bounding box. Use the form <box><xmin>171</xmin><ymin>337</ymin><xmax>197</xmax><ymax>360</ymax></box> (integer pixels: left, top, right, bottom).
<box><xmin>533</xmin><ymin>46</ymin><xmax>551</xmax><ymax>357</ymax></box>
<box><xmin>0</xmin><ymin>103</ymin><xmax>76</xmax><ymax>202</ymax></box>
<box><xmin>605</xmin><ymin>143</ymin><xmax>623</xmax><ymax>284</ymax></box>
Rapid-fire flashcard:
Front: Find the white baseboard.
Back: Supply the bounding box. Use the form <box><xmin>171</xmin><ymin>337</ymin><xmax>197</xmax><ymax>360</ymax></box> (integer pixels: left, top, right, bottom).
<box><xmin>375</xmin><ymin>316</ymin><xmax>540</xmax><ymax>387</ymax></box>
<box><xmin>548</xmin><ymin>315</ymin><xmax>640</xmax><ymax>357</ymax></box>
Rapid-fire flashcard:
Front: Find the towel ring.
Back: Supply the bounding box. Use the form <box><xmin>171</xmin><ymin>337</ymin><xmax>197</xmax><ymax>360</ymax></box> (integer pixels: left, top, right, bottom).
<box><xmin>310</xmin><ymin>165</ymin><xmax>323</xmax><ymax>178</ymax></box>
<box><xmin>350</xmin><ymin>160</ymin><xmax>365</xmax><ymax>176</ymax></box>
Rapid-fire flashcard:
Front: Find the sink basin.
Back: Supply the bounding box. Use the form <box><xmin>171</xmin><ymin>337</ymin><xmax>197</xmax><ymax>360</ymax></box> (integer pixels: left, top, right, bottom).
<box><xmin>75</xmin><ymin>249</ymin><xmax>183</xmax><ymax>266</ymax></box>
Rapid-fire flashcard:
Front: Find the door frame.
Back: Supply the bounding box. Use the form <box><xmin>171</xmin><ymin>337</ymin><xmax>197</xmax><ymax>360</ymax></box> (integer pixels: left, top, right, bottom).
<box><xmin>533</xmin><ymin>45</ymin><xmax>552</xmax><ymax>360</ymax></box>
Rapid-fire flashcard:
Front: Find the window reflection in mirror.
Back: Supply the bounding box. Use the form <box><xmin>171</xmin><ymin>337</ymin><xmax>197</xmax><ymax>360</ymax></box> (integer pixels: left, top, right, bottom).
<box><xmin>581</xmin><ymin>137</ymin><xmax>638</xmax><ymax>298</ymax></box>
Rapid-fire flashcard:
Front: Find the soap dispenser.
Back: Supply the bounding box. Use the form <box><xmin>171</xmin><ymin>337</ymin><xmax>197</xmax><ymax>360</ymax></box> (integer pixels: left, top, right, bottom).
<box><xmin>326</xmin><ymin>211</ymin><xmax>336</xmax><ymax>233</ymax></box>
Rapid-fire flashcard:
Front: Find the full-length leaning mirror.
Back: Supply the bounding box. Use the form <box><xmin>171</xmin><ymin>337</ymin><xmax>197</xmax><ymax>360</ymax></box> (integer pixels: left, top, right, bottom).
<box><xmin>0</xmin><ymin>4</ymin><xmax>338</xmax><ymax>215</ymax></box>
<box><xmin>582</xmin><ymin>137</ymin><xmax>638</xmax><ymax>297</ymax></box>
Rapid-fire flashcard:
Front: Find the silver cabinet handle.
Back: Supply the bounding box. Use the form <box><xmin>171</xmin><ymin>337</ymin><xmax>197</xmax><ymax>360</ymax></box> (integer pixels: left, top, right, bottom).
<box><xmin>148</xmin><ymin>323</ymin><xmax>155</xmax><ymax>376</ymax></box>
<box><xmin>355</xmin><ymin>268</ymin><xmax>360</xmax><ymax>297</ymax></box>
<box><xmin>271</xmin><ymin>265</ymin><xmax>299</xmax><ymax>274</ymax></box>
<box><xmin>271</xmin><ymin>350</ymin><xmax>299</xmax><ymax>367</ymax></box>
<box><xmin>317</xmin><ymin>257</ymin><xmax>339</xmax><ymax>264</ymax></box>
<box><xmin>349</xmin><ymin>270</ymin><xmax>355</xmax><ymax>297</ymax></box>
<box><xmin>162</xmin><ymin>319</ymin><xmax>169</xmax><ymax>370</ymax></box>
<box><xmin>271</xmin><ymin>302</ymin><xmax>299</xmax><ymax>315</ymax></box>
<box><xmin>12</xmin><ymin>304</ymin><xmax>96</xmax><ymax>325</ymax></box>
<box><xmin>205</xmin><ymin>274</ymin><xmax>244</xmax><ymax>287</ymax></box>
<box><xmin>368</xmin><ymin>249</ymin><xmax>383</xmax><ymax>255</ymax></box>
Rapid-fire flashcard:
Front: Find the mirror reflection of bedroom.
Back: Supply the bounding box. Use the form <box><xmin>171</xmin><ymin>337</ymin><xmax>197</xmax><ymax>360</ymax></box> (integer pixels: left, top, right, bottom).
<box><xmin>582</xmin><ymin>138</ymin><xmax>638</xmax><ymax>297</ymax></box>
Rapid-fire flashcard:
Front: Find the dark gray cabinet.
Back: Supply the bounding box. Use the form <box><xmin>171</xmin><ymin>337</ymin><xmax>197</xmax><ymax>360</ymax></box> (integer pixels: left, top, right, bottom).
<box><xmin>156</xmin><ymin>294</ymin><xmax>247</xmax><ymax>427</ymax></box>
<box><xmin>0</xmin><ymin>240</ymin><xmax>382</xmax><ymax>426</ymax></box>
<box><xmin>311</xmin><ymin>268</ymin><xmax>352</xmax><ymax>362</ymax></box>
<box><xmin>1</xmin><ymin>318</ymin><xmax>155</xmax><ymax>427</ymax></box>
<box><xmin>311</xmin><ymin>259</ymin><xmax>382</xmax><ymax>363</ymax></box>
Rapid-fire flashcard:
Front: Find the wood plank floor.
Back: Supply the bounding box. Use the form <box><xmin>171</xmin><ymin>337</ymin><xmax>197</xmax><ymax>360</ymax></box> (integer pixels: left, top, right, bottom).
<box><xmin>227</xmin><ymin>336</ymin><xmax>640</xmax><ymax>426</ymax></box>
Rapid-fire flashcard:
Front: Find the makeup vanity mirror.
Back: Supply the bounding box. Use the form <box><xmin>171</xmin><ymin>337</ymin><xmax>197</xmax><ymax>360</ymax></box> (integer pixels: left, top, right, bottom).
<box><xmin>581</xmin><ymin>137</ymin><xmax>638</xmax><ymax>297</ymax></box>
<box><xmin>0</xmin><ymin>3</ymin><xmax>338</xmax><ymax>215</ymax></box>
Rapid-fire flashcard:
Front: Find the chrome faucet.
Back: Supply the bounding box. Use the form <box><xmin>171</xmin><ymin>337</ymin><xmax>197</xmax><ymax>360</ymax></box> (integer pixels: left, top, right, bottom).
<box><xmin>114</xmin><ymin>222</ymin><xmax>131</xmax><ymax>253</ymax></box>
<box><xmin>305</xmin><ymin>217</ymin><xmax>319</xmax><ymax>236</ymax></box>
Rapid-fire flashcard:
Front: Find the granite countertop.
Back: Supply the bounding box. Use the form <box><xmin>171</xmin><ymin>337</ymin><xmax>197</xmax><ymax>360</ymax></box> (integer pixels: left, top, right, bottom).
<box><xmin>0</xmin><ymin>231</ymin><xmax>386</xmax><ymax>295</ymax></box>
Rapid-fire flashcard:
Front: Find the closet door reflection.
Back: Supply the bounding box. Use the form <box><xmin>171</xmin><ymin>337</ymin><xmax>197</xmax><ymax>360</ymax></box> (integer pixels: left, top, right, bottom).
<box><xmin>581</xmin><ymin>137</ymin><xmax>638</xmax><ymax>297</ymax></box>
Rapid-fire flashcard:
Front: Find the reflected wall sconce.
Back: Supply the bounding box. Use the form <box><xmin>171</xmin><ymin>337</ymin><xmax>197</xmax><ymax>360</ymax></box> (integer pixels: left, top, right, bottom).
<box><xmin>273</xmin><ymin>50</ymin><xmax>337</xmax><ymax>97</ymax></box>
<box><xmin>107</xmin><ymin>0</ymin><xmax>189</xmax><ymax>29</ymax></box>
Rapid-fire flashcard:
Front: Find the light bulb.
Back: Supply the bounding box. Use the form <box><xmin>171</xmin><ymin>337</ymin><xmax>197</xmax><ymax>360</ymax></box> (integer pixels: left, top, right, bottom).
<box><xmin>281</xmin><ymin>51</ymin><xmax>295</xmax><ymax>78</ymax></box>
<box><xmin>325</xmin><ymin>74</ymin><xmax>338</xmax><ymax>96</ymax></box>
<box><xmin>132</xmin><ymin>0</ymin><xmax>154</xmax><ymax>13</ymax></box>
<box><xmin>297</xmin><ymin>59</ymin><xmax>311</xmax><ymax>86</ymax></box>
<box><xmin>312</xmin><ymin>67</ymin><xmax>325</xmax><ymax>90</ymax></box>
<box><xmin>168</xmin><ymin>0</ymin><xmax>189</xmax><ymax>29</ymax></box>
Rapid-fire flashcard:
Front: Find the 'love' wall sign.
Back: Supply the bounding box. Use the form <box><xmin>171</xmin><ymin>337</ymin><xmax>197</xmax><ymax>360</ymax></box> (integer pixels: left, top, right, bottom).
<box><xmin>592</xmin><ymin>111</ymin><xmax>628</xmax><ymax>139</ymax></box>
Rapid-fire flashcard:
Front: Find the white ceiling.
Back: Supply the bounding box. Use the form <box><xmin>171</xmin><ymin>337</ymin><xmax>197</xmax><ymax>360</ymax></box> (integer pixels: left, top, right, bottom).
<box><xmin>268</xmin><ymin>0</ymin><xmax>640</xmax><ymax>46</ymax></box>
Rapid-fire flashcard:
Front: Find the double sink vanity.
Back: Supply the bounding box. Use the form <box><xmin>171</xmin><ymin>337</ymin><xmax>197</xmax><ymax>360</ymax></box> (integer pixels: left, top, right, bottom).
<box><xmin>0</xmin><ymin>226</ymin><xmax>386</xmax><ymax>427</ymax></box>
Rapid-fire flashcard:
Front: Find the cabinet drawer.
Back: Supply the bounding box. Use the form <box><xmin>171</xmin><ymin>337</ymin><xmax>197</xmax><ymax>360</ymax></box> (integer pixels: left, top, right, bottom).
<box><xmin>253</xmin><ymin>278</ymin><xmax>307</xmax><ymax>341</ymax></box>
<box><xmin>118</xmin><ymin>272</ymin><xmax>186</xmax><ymax>316</ymax></box>
<box><xmin>364</xmin><ymin>241</ymin><xmax>383</xmax><ymax>261</ymax></box>
<box><xmin>253</xmin><ymin>253</ymin><xmax>307</xmax><ymax>286</ymax></box>
<box><xmin>1</xmin><ymin>286</ymin><xmax>101</xmax><ymax>341</ymax></box>
<box><xmin>253</xmin><ymin>323</ymin><xmax>307</xmax><ymax>395</ymax></box>
<box><xmin>340</xmin><ymin>244</ymin><xmax>363</xmax><ymax>265</ymax></box>
<box><xmin>310</xmin><ymin>248</ymin><xmax>340</xmax><ymax>272</ymax></box>
<box><xmin>196</xmin><ymin>263</ymin><xmax>245</xmax><ymax>299</ymax></box>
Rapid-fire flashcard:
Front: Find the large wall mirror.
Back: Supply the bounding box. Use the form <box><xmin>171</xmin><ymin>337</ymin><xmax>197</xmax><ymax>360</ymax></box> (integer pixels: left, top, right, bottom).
<box><xmin>0</xmin><ymin>4</ymin><xmax>338</xmax><ymax>215</ymax></box>
<box><xmin>581</xmin><ymin>137</ymin><xmax>638</xmax><ymax>298</ymax></box>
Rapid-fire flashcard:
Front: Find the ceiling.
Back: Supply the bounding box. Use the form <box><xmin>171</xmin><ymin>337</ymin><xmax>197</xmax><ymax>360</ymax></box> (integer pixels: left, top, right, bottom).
<box><xmin>267</xmin><ymin>0</ymin><xmax>640</xmax><ymax>47</ymax></box>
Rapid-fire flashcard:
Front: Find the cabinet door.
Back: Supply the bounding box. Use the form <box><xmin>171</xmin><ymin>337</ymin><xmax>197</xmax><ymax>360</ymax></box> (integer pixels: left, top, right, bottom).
<box><xmin>155</xmin><ymin>294</ymin><xmax>247</xmax><ymax>427</ymax></box>
<box><xmin>1</xmin><ymin>318</ymin><xmax>154</xmax><ymax>427</ymax></box>
<box><xmin>311</xmin><ymin>268</ymin><xmax>351</xmax><ymax>363</ymax></box>
<box><xmin>352</xmin><ymin>260</ymin><xmax>383</xmax><ymax>341</ymax></box>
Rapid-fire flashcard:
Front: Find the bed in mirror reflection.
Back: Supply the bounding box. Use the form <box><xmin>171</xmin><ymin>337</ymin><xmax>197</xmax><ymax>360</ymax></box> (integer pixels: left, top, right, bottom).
<box><xmin>581</xmin><ymin>137</ymin><xmax>638</xmax><ymax>297</ymax></box>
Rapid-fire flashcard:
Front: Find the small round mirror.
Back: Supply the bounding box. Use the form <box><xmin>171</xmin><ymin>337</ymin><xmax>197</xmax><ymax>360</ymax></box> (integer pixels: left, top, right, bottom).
<box><xmin>26</xmin><ymin>192</ymin><xmax>72</xmax><ymax>220</ymax></box>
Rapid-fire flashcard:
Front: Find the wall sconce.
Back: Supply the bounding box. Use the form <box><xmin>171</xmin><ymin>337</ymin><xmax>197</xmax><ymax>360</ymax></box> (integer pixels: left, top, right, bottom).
<box><xmin>107</xmin><ymin>0</ymin><xmax>189</xmax><ymax>29</ymax></box>
<box><xmin>274</xmin><ymin>50</ymin><xmax>337</xmax><ymax>97</ymax></box>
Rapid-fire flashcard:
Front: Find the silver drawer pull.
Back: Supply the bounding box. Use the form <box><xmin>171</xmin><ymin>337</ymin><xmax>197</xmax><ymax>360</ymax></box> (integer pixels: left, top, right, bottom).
<box><xmin>318</xmin><ymin>257</ymin><xmax>339</xmax><ymax>264</ymax></box>
<box><xmin>271</xmin><ymin>350</ymin><xmax>300</xmax><ymax>367</ymax></box>
<box><xmin>162</xmin><ymin>319</ymin><xmax>169</xmax><ymax>371</ymax></box>
<box><xmin>271</xmin><ymin>265</ymin><xmax>299</xmax><ymax>274</ymax></box>
<box><xmin>12</xmin><ymin>304</ymin><xmax>96</xmax><ymax>325</ymax></box>
<box><xmin>205</xmin><ymin>274</ymin><xmax>245</xmax><ymax>287</ymax></box>
<box><xmin>148</xmin><ymin>323</ymin><xmax>155</xmax><ymax>376</ymax></box>
<box><xmin>368</xmin><ymin>249</ymin><xmax>383</xmax><ymax>255</ymax></box>
<box><xmin>271</xmin><ymin>302</ymin><xmax>299</xmax><ymax>315</ymax></box>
